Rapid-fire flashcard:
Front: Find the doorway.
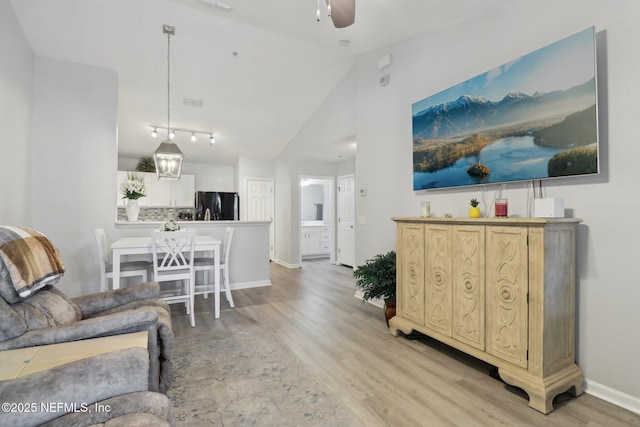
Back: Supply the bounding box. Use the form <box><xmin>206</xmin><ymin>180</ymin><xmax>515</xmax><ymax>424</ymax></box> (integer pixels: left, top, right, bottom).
<box><xmin>246</xmin><ymin>178</ymin><xmax>275</xmax><ymax>260</ymax></box>
<box><xmin>337</xmin><ymin>174</ymin><xmax>355</xmax><ymax>267</ymax></box>
<box><xmin>299</xmin><ymin>176</ymin><xmax>334</xmax><ymax>264</ymax></box>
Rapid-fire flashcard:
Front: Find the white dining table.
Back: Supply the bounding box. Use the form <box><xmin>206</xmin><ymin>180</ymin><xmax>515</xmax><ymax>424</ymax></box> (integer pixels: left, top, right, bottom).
<box><xmin>111</xmin><ymin>235</ymin><xmax>223</xmax><ymax>318</ymax></box>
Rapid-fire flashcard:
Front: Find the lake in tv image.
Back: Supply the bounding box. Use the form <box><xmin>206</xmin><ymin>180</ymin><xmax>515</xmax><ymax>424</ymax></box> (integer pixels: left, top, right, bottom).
<box><xmin>412</xmin><ymin>27</ymin><xmax>599</xmax><ymax>191</ymax></box>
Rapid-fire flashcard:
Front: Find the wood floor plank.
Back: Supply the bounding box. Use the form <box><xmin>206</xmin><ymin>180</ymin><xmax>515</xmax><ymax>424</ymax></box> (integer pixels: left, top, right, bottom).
<box><xmin>172</xmin><ymin>259</ymin><xmax>640</xmax><ymax>426</ymax></box>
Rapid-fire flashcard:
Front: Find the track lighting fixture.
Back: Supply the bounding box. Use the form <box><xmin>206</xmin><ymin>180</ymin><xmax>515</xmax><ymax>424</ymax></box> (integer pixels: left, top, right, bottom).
<box><xmin>149</xmin><ymin>125</ymin><xmax>216</xmax><ymax>143</ymax></box>
<box><xmin>209</xmin><ymin>134</ymin><xmax>216</xmax><ymax>145</ymax></box>
<box><xmin>151</xmin><ymin>128</ymin><xmax>158</xmax><ymax>138</ymax></box>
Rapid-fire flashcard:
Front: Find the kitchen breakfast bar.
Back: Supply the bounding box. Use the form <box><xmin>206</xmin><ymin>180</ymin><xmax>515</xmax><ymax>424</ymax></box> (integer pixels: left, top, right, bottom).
<box><xmin>114</xmin><ymin>221</ymin><xmax>272</xmax><ymax>315</ymax></box>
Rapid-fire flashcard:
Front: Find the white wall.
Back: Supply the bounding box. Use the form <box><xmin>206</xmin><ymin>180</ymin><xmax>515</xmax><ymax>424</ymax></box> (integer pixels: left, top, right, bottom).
<box><xmin>336</xmin><ymin>157</ymin><xmax>355</xmax><ymax>178</ymax></box>
<box><xmin>0</xmin><ymin>1</ymin><xmax>34</xmax><ymax>224</ymax></box>
<box><xmin>31</xmin><ymin>58</ymin><xmax>118</xmax><ymax>297</ymax></box>
<box><xmin>272</xmin><ymin>66</ymin><xmax>357</xmax><ymax>265</ymax></box>
<box><xmin>354</xmin><ymin>0</ymin><xmax>640</xmax><ymax>410</ymax></box>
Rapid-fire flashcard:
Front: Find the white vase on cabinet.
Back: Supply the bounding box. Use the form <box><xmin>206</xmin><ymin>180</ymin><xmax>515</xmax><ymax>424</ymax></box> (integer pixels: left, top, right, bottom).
<box><xmin>125</xmin><ymin>199</ymin><xmax>140</xmax><ymax>221</ymax></box>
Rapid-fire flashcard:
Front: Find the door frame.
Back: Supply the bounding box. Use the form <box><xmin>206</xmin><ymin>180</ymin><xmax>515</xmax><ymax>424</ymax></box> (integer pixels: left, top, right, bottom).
<box><xmin>298</xmin><ymin>175</ymin><xmax>335</xmax><ymax>265</ymax></box>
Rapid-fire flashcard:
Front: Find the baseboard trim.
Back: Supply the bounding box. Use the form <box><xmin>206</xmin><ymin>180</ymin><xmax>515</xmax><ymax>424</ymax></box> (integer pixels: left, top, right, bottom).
<box><xmin>353</xmin><ymin>291</ymin><xmax>383</xmax><ymax>308</ymax></box>
<box><xmin>273</xmin><ymin>259</ymin><xmax>301</xmax><ymax>269</ymax></box>
<box><xmin>585</xmin><ymin>379</ymin><xmax>640</xmax><ymax>415</ymax></box>
<box><xmin>230</xmin><ymin>280</ymin><xmax>271</xmax><ymax>290</ymax></box>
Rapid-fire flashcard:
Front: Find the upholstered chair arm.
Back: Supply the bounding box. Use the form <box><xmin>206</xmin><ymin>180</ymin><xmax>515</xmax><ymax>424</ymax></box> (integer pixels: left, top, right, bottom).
<box><xmin>0</xmin><ymin>347</ymin><xmax>150</xmax><ymax>427</ymax></box>
<box><xmin>41</xmin><ymin>391</ymin><xmax>175</xmax><ymax>427</ymax></box>
<box><xmin>72</xmin><ymin>282</ymin><xmax>160</xmax><ymax>317</ymax></box>
<box><xmin>0</xmin><ymin>309</ymin><xmax>158</xmax><ymax>351</ymax></box>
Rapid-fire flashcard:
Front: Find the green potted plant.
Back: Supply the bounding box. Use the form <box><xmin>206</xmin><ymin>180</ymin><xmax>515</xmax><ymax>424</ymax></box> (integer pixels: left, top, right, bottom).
<box><xmin>136</xmin><ymin>157</ymin><xmax>156</xmax><ymax>173</ymax></box>
<box><xmin>353</xmin><ymin>250</ymin><xmax>397</xmax><ymax>326</ymax></box>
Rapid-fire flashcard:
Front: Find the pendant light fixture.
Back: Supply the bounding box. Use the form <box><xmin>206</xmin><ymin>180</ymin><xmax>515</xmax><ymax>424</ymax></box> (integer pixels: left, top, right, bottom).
<box><xmin>153</xmin><ymin>24</ymin><xmax>183</xmax><ymax>180</ymax></box>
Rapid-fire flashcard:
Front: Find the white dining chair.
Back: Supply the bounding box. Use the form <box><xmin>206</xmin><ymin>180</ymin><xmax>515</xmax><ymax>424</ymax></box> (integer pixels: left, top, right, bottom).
<box><xmin>151</xmin><ymin>229</ymin><xmax>196</xmax><ymax>327</ymax></box>
<box><xmin>94</xmin><ymin>228</ymin><xmax>151</xmax><ymax>292</ymax></box>
<box><xmin>193</xmin><ymin>227</ymin><xmax>235</xmax><ymax>309</ymax></box>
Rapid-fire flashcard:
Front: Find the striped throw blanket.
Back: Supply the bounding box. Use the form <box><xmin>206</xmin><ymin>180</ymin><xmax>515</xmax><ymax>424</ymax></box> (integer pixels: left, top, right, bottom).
<box><xmin>0</xmin><ymin>226</ymin><xmax>65</xmax><ymax>298</ymax></box>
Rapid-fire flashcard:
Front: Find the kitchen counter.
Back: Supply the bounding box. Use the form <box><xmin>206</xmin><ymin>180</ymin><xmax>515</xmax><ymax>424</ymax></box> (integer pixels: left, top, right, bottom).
<box><xmin>113</xmin><ymin>220</ymin><xmax>271</xmax><ymax>290</ymax></box>
<box><xmin>115</xmin><ymin>220</ymin><xmax>271</xmax><ymax>227</ymax></box>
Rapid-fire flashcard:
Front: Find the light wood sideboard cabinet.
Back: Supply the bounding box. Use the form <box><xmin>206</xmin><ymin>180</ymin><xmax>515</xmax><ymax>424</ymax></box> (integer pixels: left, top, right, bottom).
<box><xmin>390</xmin><ymin>217</ymin><xmax>583</xmax><ymax>414</ymax></box>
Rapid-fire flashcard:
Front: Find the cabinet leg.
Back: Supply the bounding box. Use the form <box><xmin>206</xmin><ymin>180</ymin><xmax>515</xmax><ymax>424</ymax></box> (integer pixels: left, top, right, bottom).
<box><xmin>388</xmin><ymin>316</ymin><xmax>415</xmax><ymax>337</ymax></box>
<box><xmin>498</xmin><ymin>364</ymin><xmax>584</xmax><ymax>414</ymax></box>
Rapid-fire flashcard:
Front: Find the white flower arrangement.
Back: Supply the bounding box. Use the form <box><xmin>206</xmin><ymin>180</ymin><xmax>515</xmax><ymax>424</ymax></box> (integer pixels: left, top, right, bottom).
<box><xmin>121</xmin><ymin>173</ymin><xmax>146</xmax><ymax>200</ymax></box>
<box><xmin>161</xmin><ymin>220</ymin><xmax>181</xmax><ymax>232</ymax></box>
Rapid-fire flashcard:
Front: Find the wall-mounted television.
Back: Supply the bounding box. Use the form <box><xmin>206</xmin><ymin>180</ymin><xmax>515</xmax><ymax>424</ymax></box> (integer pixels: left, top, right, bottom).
<box><xmin>412</xmin><ymin>27</ymin><xmax>598</xmax><ymax>191</ymax></box>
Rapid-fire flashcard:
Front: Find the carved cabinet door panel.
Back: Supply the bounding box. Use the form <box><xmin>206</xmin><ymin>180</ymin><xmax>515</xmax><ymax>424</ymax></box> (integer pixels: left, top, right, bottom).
<box><xmin>425</xmin><ymin>224</ymin><xmax>453</xmax><ymax>336</ymax></box>
<box><xmin>398</xmin><ymin>223</ymin><xmax>425</xmax><ymax>325</ymax></box>
<box><xmin>452</xmin><ymin>225</ymin><xmax>485</xmax><ymax>350</ymax></box>
<box><xmin>485</xmin><ymin>226</ymin><xmax>529</xmax><ymax>368</ymax></box>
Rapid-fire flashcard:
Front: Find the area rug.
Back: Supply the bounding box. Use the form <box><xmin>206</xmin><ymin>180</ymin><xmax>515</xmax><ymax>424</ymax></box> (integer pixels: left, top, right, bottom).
<box><xmin>169</xmin><ymin>324</ymin><xmax>359</xmax><ymax>426</ymax></box>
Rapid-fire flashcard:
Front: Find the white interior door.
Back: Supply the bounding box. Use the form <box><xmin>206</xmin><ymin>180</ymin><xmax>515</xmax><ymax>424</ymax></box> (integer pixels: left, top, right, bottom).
<box><xmin>337</xmin><ymin>174</ymin><xmax>355</xmax><ymax>267</ymax></box>
<box><xmin>246</xmin><ymin>178</ymin><xmax>275</xmax><ymax>260</ymax></box>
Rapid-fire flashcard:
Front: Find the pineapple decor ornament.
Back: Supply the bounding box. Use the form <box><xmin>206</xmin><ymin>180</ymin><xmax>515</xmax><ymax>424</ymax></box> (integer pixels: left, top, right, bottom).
<box><xmin>469</xmin><ymin>198</ymin><xmax>481</xmax><ymax>218</ymax></box>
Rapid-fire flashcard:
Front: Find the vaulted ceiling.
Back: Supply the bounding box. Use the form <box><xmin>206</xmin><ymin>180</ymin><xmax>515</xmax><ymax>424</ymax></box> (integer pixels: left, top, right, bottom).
<box><xmin>11</xmin><ymin>0</ymin><xmax>515</xmax><ymax>164</ymax></box>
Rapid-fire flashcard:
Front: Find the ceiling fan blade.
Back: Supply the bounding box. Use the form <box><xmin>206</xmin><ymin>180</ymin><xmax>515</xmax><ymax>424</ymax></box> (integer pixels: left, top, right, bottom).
<box><xmin>327</xmin><ymin>0</ymin><xmax>355</xmax><ymax>28</ymax></box>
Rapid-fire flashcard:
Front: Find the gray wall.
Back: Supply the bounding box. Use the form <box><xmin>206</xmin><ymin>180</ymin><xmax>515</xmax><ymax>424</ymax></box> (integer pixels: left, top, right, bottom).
<box><xmin>353</xmin><ymin>0</ymin><xmax>640</xmax><ymax>411</ymax></box>
<box><xmin>0</xmin><ymin>1</ymin><xmax>34</xmax><ymax>225</ymax></box>
<box><xmin>32</xmin><ymin>57</ymin><xmax>118</xmax><ymax>298</ymax></box>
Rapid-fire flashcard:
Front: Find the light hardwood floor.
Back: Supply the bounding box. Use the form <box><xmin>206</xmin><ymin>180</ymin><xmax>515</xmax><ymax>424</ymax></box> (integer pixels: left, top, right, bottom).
<box><xmin>172</xmin><ymin>259</ymin><xmax>640</xmax><ymax>426</ymax></box>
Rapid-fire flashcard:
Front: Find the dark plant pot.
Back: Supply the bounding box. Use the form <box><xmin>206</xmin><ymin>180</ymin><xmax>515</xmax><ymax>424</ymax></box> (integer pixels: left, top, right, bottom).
<box><xmin>384</xmin><ymin>300</ymin><xmax>396</xmax><ymax>327</ymax></box>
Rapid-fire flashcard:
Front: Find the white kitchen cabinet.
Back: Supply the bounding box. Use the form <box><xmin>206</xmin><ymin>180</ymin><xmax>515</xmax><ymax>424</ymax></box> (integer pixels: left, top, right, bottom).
<box><xmin>117</xmin><ymin>171</ymin><xmax>195</xmax><ymax>208</ymax></box>
<box><xmin>148</xmin><ymin>177</ymin><xmax>173</xmax><ymax>207</ymax></box>
<box><xmin>174</xmin><ymin>174</ymin><xmax>195</xmax><ymax>207</ymax></box>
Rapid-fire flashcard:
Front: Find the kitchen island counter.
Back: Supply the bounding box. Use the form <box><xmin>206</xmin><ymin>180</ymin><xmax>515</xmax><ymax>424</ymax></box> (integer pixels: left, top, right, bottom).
<box><xmin>114</xmin><ymin>220</ymin><xmax>271</xmax><ymax>291</ymax></box>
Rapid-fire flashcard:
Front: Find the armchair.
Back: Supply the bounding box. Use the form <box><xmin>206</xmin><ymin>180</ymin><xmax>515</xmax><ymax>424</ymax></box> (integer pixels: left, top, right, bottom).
<box><xmin>0</xmin><ymin>226</ymin><xmax>175</xmax><ymax>393</ymax></box>
<box><xmin>0</xmin><ymin>347</ymin><xmax>175</xmax><ymax>426</ymax></box>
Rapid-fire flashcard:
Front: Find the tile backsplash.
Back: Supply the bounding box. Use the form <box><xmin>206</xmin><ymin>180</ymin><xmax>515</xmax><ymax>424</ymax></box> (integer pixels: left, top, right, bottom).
<box><xmin>118</xmin><ymin>207</ymin><xmax>195</xmax><ymax>222</ymax></box>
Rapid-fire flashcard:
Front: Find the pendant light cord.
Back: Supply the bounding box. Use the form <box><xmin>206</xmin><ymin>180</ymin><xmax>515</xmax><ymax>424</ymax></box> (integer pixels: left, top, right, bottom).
<box><xmin>166</xmin><ymin>28</ymin><xmax>171</xmax><ymax>140</ymax></box>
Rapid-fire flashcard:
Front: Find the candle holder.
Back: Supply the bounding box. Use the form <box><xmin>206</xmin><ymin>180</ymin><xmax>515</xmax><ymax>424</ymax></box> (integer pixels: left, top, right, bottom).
<box><xmin>495</xmin><ymin>199</ymin><xmax>508</xmax><ymax>218</ymax></box>
<box><xmin>421</xmin><ymin>201</ymin><xmax>431</xmax><ymax>218</ymax></box>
